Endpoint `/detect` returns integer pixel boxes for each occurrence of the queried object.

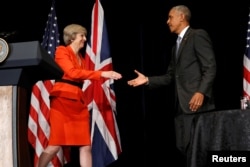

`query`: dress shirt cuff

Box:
[145,77,149,85]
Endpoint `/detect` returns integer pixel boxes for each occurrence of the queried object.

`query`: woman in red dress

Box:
[37,24,122,167]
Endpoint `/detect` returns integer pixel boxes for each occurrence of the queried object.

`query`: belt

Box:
[55,79,83,89]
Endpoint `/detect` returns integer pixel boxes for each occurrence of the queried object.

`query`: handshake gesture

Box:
[101,69,148,86]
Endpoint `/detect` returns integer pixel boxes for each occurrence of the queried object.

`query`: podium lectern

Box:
[0,41,63,167]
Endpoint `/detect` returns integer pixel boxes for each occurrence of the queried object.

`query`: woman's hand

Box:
[101,71,122,80]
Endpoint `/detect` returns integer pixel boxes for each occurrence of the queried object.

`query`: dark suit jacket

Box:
[147,27,216,114]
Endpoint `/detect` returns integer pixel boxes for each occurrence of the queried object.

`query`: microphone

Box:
[0,31,17,38]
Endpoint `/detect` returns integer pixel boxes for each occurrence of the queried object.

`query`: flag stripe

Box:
[27,1,67,166]
[243,10,250,97]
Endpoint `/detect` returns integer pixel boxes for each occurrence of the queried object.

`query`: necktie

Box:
[176,36,182,58]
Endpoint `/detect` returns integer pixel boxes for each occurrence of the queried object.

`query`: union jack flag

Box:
[82,0,122,166]
[243,9,250,97]
[27,1,69,166]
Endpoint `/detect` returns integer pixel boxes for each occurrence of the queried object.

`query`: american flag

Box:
[82,0,122,166]
[27,1,68,166]
[243,10,250,97]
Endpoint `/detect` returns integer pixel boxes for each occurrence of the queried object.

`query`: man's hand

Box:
[127,70,148,87]
[189,92,204,112]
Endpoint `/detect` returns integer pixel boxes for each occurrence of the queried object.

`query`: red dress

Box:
[48,46,102,145]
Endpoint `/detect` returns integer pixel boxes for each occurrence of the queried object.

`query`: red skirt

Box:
[48,96,91,146]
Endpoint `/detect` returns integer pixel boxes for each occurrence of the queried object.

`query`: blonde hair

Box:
[63,24,87,45]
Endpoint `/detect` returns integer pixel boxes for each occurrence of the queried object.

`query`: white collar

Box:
[178,26,189,39]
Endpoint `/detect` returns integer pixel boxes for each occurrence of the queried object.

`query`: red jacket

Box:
[50,45,102,102]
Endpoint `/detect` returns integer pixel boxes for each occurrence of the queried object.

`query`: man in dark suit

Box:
[128,5,216,167]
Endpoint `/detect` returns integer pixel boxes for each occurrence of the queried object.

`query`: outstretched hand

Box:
[127,69,148,87]
[101,71,122,80]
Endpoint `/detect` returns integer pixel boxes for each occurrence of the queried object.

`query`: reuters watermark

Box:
[207,151,250,167]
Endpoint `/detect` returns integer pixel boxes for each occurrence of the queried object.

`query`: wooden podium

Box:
[0,41,63,167]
